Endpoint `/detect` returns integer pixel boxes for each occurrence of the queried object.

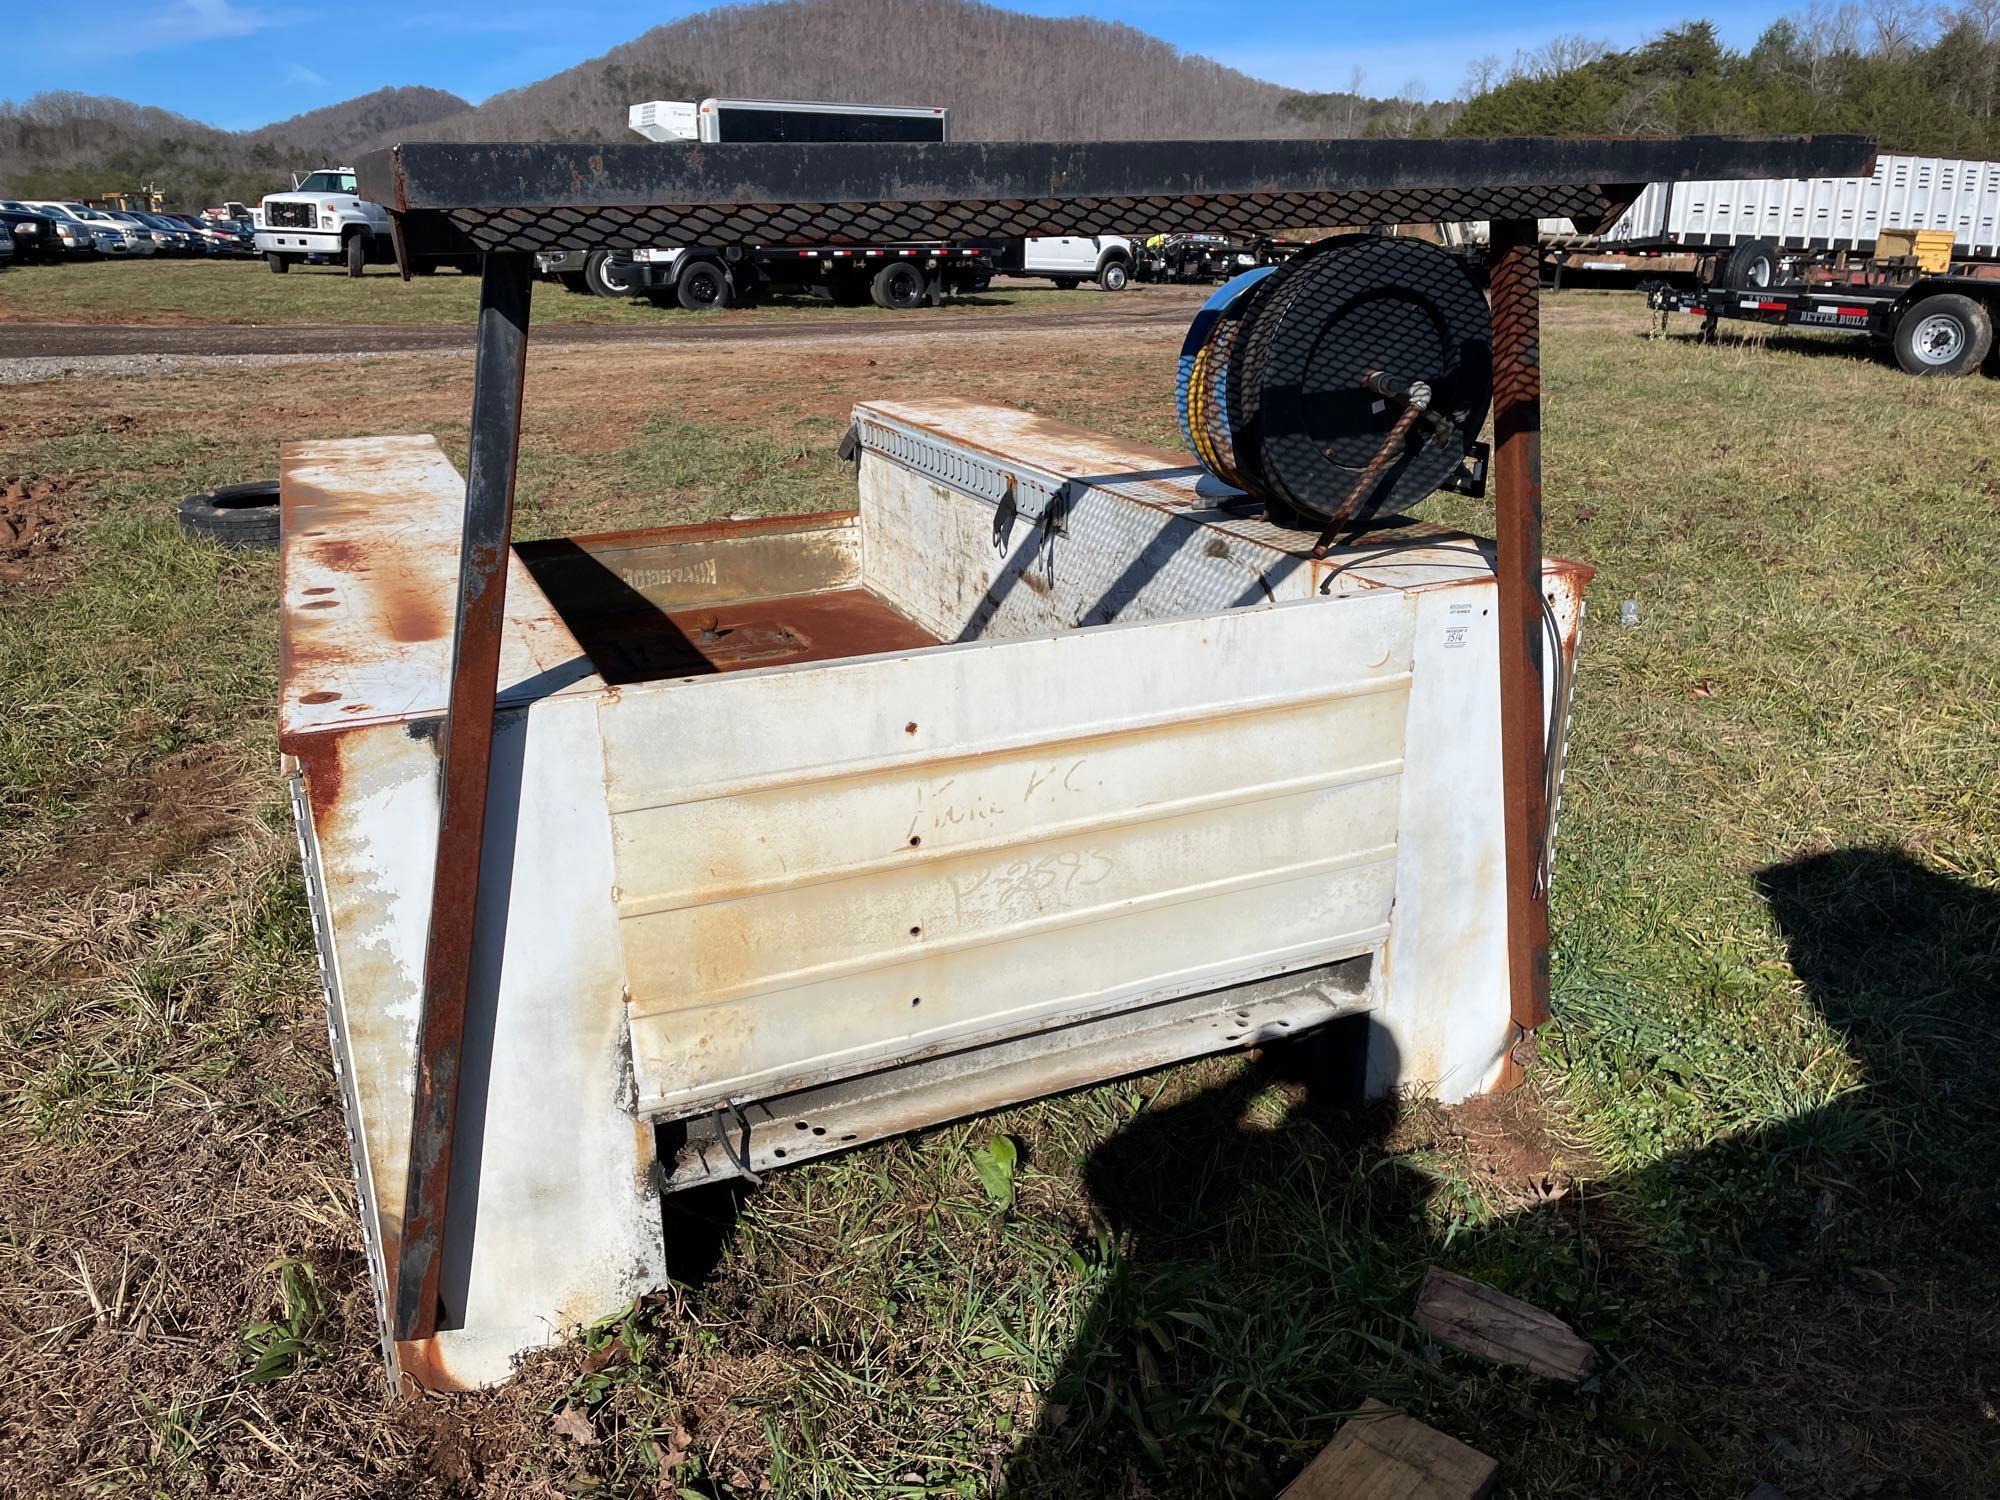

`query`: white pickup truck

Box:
[255,168,475,277]
[998,234,1134,290]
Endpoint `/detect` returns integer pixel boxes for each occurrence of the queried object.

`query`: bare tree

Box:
[1462,54,1501,98]
[1869,0,1927,53]
[1393,79,1428,134]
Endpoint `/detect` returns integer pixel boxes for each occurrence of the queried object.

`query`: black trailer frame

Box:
[1655,271,2000,374]
[346,131,1876,1357]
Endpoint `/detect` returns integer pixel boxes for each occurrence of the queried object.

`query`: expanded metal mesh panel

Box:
[441,185,1604,253]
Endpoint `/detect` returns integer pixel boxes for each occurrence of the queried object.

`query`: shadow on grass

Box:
[999,847,2000,1498]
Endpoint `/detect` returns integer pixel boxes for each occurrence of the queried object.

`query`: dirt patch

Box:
[2,746,254,905]
[0,474,75,584]
[1393,1079,1584,1212]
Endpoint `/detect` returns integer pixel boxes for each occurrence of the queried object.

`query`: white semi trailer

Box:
[538,99,992,309]
[1600,152,2000,258]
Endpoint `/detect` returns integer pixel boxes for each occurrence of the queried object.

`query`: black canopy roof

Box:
[356,134,1876,259]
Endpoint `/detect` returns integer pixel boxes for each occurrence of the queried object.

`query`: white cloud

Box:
[283,61,328,88]
[156,0,272,43]
[61,0,279,56]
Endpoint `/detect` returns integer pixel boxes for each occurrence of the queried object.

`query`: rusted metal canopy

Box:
[356,135,1876,257]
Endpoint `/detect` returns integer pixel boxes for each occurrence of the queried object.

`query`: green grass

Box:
[1,300,1996,1496]
[0,257,1128,327]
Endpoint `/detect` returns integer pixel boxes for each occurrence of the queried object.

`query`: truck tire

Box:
[1722,237,1780,290]
[177,481,280,550]
[584,250,641,298]
[871,261,925,310]
[1052,276,1081,290]
[265,252,289,274]
[675,259,732,310]
[344,232,367,278]
[1097,257,1129,292]
[1892,293,1993,376]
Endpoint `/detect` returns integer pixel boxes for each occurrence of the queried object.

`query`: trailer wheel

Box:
[1097,258,1129,291]
[871,261,926,310]
[675,259,732,310]
[584,250,641,298]
[265,252,289,274]
[1722,238,1780,290]
[344,232,368,278]
[1893,293,1993,376]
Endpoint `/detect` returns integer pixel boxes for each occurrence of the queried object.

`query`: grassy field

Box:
[0,257,1128,327]
[1,299,1996,1498]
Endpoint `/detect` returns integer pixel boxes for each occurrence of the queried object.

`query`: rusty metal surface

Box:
[555,587,939,685]
[1485,219,1550,1091]
[354,135,1876,255]
[278,438,602,748]
[397,253,532,1344]
[663,956,1373,1190]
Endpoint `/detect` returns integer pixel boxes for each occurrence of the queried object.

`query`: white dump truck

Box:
[255,168,475,277]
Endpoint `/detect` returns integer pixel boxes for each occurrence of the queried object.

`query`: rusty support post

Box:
[395,252,534,1341]
[1487,219,1548,1092]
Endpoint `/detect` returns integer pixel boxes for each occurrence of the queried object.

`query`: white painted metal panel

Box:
[296,699,665,1390]
[601,594,1417,1117]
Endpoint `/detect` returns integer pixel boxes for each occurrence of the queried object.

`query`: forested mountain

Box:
[0,0,1433,206]
[393,0,1439,142]
[6,0,1999,212]
[1451,8,2000,156]
[0,87,467,207]
[251,87,469,157]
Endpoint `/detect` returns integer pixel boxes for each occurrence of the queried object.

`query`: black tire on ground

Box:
[1097,258,1129,292]
[345,233,368,278]
[1722,237,1781,290]
[177,481,280,550]
[871,261,926,310]
[1051,276,1081,290]
[411,261,437,276]
[558,271,590,294]
[1892,293,1994,376]
[265,252,289,274]
[675,259,732,310]
[584,250,641,298]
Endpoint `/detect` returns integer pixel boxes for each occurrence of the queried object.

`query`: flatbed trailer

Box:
[1655,268,2000,375]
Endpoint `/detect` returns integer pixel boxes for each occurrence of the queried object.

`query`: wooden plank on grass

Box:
[1415,1266,1597,1382]
[1280,1399,1498,1499]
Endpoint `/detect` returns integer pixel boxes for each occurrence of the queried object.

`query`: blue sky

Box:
[4,0,1803,132]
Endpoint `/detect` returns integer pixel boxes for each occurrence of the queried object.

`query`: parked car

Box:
[0,221,13,271]
[0,205,62,263]
[172,213,253,255]
[29,202,155,255]
[7,200,104,257]
[137,211,206,255]
[98,209,165,255]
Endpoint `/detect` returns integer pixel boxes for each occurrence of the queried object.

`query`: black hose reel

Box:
[1177,236,1493,552]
